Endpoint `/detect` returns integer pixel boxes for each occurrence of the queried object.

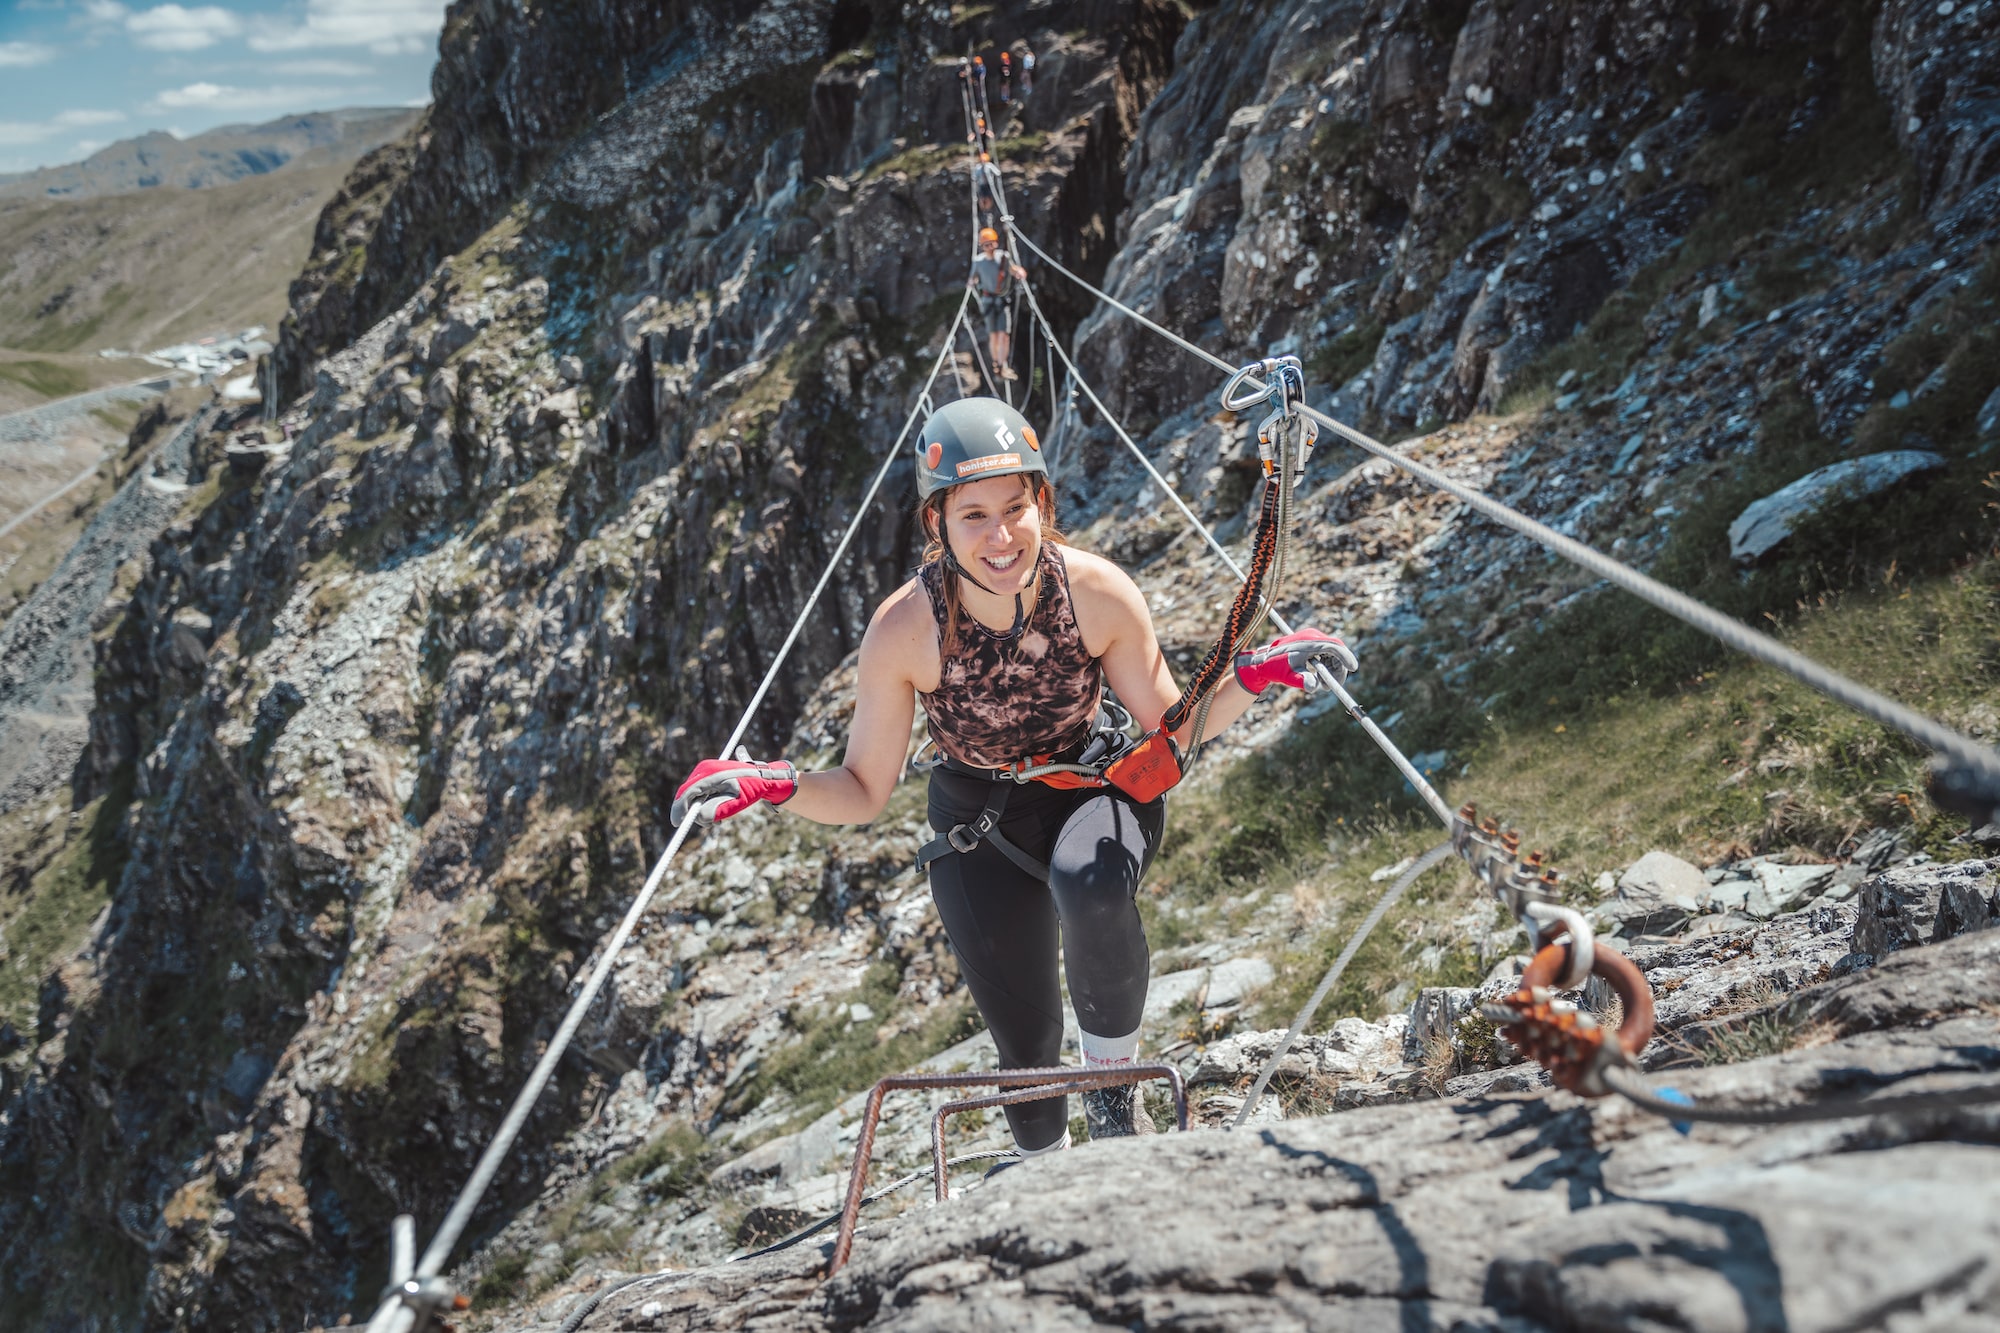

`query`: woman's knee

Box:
[1049,799,1150,910]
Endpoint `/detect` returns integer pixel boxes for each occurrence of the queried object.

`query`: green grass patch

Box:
[1159,550,2000,1034]
[722,961,981,1126]
[0,358,90,399]
[0,765,134,1035]
[1306,314,1385,389]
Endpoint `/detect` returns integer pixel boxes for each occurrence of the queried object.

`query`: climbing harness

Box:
[911,699,1143,876]
[916,780,1049,879]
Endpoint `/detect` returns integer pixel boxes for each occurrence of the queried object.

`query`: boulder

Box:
[1201,956,1273,1009]
[1603,850,1709,934]
[1728,451,1946,562]
[1853,857,1998,958]
[1745,861,1837,918]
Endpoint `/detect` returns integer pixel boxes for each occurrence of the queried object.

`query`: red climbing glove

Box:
[672,757,799,827]
[1235,629,1358,695]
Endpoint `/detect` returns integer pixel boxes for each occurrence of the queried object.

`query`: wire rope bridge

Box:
[360,139,2000,1333]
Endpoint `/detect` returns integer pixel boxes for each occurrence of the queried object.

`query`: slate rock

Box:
[1745,861,1836,918]
[1604,850,1709,934]
[1853,857,1997,958]
[584,977,2000,1332]
[1728,451,1946,561]
[1202,956,1273,1009]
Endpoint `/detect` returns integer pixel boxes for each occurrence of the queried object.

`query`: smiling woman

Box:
[672,397,1360,1157]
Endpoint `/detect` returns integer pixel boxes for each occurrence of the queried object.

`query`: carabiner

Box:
[1220,353,1305,413]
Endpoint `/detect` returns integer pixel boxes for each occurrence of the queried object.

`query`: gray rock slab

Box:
[1745,861,1836,918]
[1853,857,1997,958]
[1606,850,1709,934]
[1728,450,1946,561]
[1622,903,1860,1038]
[1201,956,1273,1009]
[577,990,2000,1332]
[1140,966,1207,1024]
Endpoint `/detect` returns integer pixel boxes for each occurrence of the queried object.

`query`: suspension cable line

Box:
[1008,226,2000,787]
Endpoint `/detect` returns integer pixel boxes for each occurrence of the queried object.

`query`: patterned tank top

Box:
[917,545,1103,769]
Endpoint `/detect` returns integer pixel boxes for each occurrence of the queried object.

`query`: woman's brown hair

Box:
[920,474,1065,652]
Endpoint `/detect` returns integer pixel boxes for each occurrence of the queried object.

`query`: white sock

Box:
[1079,1025,1141,1067]
[1015,1128,1071,1156]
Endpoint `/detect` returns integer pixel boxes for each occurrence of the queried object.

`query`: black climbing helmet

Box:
[914,397,1046,500]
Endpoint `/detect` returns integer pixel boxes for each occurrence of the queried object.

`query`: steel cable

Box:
[1009,265,1454,823]
[373,295,978,1322]
[1011,227,2000,786]
[1232,841,1454,1128]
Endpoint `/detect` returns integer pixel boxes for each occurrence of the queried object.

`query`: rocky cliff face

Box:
[2,0,1998,1329]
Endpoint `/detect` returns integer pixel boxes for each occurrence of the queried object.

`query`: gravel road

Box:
[0,402,210,814]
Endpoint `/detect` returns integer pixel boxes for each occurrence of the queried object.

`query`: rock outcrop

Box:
[2,0,1999,1328]
[554,927,2000,1332]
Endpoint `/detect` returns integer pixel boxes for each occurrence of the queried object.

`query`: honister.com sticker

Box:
[956,452,1023,477]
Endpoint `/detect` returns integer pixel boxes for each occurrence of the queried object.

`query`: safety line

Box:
[1008,263,1454,822]
[380,294,977,1315]
[1295,401,2000,782]
[1231,841,1454,1128]
[1012,227,2000,785]
[1012,230,1235,376]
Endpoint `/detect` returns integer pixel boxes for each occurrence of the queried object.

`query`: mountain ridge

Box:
[0,107,422,204]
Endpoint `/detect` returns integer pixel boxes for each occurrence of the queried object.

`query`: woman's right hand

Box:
[1234,629,1358,695]
[672,757,799,827]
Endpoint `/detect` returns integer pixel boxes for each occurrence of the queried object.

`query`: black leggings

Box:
[926,769,1165,1149]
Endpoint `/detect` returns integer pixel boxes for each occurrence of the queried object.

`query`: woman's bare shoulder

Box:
[866,576,941,691]
[870,576,934,635]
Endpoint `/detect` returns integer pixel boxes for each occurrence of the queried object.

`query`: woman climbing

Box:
[673,398,1356,1157]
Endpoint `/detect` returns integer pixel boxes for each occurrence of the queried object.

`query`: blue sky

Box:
[0,0,445,173]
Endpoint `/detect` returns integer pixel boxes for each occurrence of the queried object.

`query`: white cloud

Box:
[249,0,446,56]
[269,57,372,77]
[74,138,110,155]
[0,41,57,67]
[148,81,350,112]
[127,4,244,51]
[0,109,127,145]
[84,0,130,22]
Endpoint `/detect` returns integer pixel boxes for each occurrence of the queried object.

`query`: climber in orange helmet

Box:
[969,227,1026,380]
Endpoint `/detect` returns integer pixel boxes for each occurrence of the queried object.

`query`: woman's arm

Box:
[779,583,928,825]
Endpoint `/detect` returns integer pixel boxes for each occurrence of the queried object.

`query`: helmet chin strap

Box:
[944,546,1029,638]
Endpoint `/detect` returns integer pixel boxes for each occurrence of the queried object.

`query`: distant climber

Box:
[972,54,986,95]
[674,398,1357,1157]
[970,227,1026,379]
[1021,47,1034,95]
[1000,51,1012,104]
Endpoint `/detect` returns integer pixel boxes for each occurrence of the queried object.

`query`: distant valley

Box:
[0,107,420,411]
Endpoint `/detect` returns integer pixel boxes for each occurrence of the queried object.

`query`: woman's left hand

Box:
[1235,629,1358,695]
